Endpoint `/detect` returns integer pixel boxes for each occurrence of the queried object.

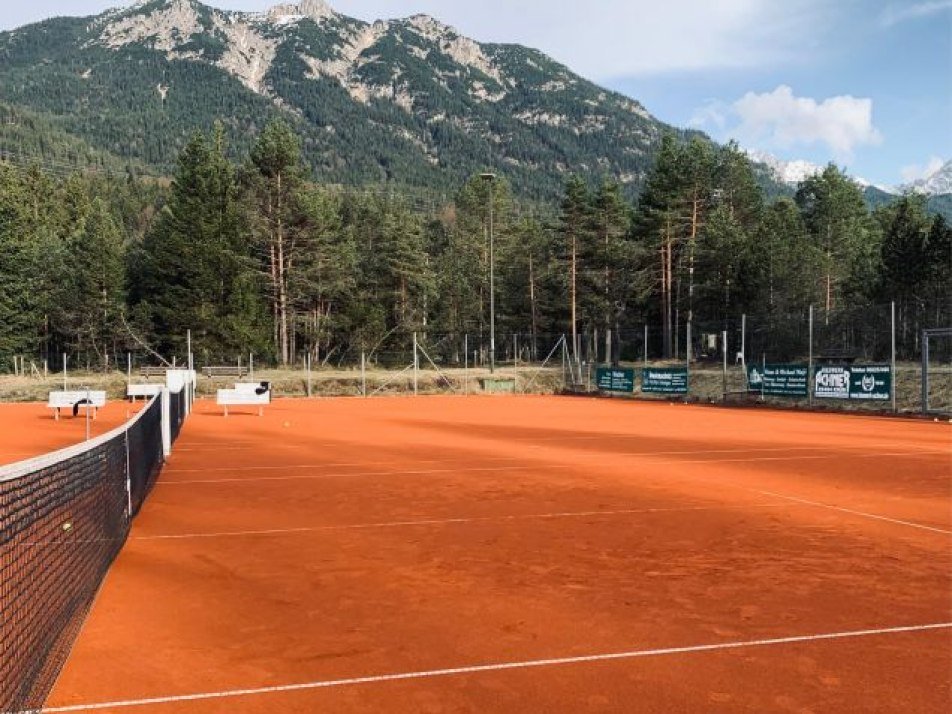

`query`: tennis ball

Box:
[62,522,72,532]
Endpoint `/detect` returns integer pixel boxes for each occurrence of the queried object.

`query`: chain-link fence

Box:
[2,302,949,415]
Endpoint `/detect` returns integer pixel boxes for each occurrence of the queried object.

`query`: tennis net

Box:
[0,390,184,712]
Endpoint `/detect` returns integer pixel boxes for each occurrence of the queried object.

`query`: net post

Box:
[160,387,171,458]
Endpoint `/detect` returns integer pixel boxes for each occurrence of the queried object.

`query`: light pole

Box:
[481,172,496,374]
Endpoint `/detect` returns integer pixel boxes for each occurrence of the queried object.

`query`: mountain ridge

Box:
[0,0,688,201]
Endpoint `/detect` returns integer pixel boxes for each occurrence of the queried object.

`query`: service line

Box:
[31,623,952,713]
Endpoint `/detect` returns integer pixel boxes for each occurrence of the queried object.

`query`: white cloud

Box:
[721,85,883,160]
[900,155,945,183]
[879,1,952,27]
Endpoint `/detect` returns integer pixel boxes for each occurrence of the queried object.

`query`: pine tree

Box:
[248,119,306,365]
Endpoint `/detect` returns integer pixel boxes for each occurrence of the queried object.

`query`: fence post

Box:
[921,329,928,415]
[808,305,814,406]
[306,353,312,398]
[250,352,254,382]
[741,313,746,365]
[891,301,897,413]
[643,324,648,367]
[464,334,468,395]
[361,351,367,397]
[722,330,728,400]
[685,320,692,397]
[513,333,519,393]
[413,332,419,396]
[63,353,67,391]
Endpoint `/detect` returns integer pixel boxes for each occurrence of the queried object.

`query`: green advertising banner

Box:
[747,364,809,397]
[641,367,688,394]
[814,364,891,401]
[596,367,635,393]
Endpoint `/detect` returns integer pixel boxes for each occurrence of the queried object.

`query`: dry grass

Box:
[1,362,947,416]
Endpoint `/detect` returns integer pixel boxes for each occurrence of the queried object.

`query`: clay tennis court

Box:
[0,402,142,466]
[17,396,952,712]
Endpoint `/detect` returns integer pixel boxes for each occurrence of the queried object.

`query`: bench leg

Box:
[224,405,228,418]
[54,408,59,421]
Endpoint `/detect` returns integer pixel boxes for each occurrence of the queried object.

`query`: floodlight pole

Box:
[481,172,496,374]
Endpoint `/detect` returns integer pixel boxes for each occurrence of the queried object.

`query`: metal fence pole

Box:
[361,351,367,397]
[306,353,312,398]
[413,332,419,396]
[722,330,728,399]
[464,334,468,395]
[643,324,648,367]
[808,305,814,406]
[514,333,519,393]
[741,313,746,365]
[63,353,67,391]
[921,329,929,415]
[891,301,897,413]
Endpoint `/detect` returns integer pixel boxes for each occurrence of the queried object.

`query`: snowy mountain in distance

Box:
[745,149,898,194]
[901,159,952,196]
[745,150,824,186]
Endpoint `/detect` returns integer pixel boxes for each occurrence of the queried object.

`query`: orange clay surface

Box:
[0,401,144,466]
[26,396,952,712]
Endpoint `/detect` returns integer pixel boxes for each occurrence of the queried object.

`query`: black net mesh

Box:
[0,393,175,712]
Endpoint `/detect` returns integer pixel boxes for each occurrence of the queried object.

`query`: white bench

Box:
[217,383,270,417]
[47,390,107,420]
[127,383,163,401]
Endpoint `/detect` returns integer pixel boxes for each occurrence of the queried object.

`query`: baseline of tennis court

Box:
[37,396,952,712]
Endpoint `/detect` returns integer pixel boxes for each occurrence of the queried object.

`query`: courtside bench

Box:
[217,382,270,417]
[47,391,106,420]
[139,366,168,378]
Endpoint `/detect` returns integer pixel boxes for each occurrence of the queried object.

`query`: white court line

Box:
[133,503,787,541]
[752,489,952,535]
[162,455,533,473]
[29,623,952,713]
[160,464,577,485]
[159,449,947,485]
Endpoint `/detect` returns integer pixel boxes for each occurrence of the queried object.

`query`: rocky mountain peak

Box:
[267,0,335,23]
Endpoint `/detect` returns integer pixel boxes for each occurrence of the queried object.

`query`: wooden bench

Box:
[47,390,106,420]
[815,350,858,365]
[139,366,168,378]
[203,366,249,379]
[217,382,270,416]
[127,383,163,401]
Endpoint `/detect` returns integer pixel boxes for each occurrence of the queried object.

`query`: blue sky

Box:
[2,0,949,187]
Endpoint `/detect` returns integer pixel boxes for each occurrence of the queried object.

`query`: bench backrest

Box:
[217,388,269,405]
[48,391,107,408]
[127,384,163,397]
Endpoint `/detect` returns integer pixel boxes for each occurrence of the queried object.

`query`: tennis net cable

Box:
[0,386,189,712]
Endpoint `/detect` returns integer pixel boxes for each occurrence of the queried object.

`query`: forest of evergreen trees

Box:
[0,121,948,371]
